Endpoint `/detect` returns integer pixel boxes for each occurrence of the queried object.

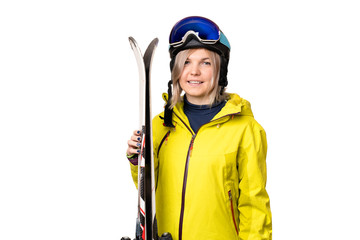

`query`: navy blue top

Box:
[183,95,226,133]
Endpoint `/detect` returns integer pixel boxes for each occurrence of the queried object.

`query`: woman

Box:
[126,16,272,240]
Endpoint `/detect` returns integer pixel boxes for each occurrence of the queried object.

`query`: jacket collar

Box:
[162,93,254,130]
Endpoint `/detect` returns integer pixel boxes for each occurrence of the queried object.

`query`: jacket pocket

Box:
[228,190,239,235]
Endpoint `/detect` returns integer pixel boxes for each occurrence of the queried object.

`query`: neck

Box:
[184,94,211,106]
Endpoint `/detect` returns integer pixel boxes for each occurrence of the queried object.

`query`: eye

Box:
[202,61,211,66]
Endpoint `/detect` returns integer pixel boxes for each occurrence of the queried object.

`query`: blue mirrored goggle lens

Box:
[169,16,220,44]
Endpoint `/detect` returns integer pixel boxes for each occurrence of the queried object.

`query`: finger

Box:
[133,130,142,136]
[128,139,141,149]
[131,134,142,142]
[127,147,140,156]
[127,141,141,155]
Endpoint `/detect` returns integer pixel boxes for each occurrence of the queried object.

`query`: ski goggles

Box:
[169,16,230,49]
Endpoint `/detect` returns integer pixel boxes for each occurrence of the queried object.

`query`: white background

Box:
[1,0,359,239]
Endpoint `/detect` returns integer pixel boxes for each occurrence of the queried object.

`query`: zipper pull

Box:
[165,131,170,145]
[189,135,195,157]
[228,190,239,234]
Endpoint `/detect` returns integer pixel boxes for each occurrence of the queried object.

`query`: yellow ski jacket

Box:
[129,93,272,240]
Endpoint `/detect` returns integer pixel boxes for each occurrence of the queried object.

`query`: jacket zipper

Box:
[228,190,239,235]
[178,134,195,240]
[173,112,240,240]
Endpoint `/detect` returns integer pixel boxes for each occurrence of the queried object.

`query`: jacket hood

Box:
[162,93,254,118]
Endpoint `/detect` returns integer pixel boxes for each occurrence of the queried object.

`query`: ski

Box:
[122,37,172,240]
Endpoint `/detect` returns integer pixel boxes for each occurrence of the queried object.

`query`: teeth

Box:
[188,81,202,84]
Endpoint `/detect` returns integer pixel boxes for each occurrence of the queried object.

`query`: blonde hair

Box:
[170,48,228,108]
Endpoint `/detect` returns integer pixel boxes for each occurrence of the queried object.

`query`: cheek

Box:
[178,75,185,87]
[204,70,214,83]
[178,80,185,90]
[178,70,188,86]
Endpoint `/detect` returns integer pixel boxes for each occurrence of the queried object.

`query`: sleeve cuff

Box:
[126,153,139,166]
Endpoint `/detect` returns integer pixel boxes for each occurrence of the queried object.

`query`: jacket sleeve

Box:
[237,121,272,239]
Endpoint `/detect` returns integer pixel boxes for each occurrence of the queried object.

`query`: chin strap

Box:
[164,80,175,127]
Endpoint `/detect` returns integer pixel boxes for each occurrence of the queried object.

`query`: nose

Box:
[190,64,200,76]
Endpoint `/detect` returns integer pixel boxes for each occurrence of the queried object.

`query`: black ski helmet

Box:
[164,16,231,127]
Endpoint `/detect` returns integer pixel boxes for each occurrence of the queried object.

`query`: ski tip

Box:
[151,37,159,46]
[128,36,139,51]
[129,37,158,47]
[128,36,136,44]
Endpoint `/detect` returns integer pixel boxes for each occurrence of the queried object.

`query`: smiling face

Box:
[178,48,215,105]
